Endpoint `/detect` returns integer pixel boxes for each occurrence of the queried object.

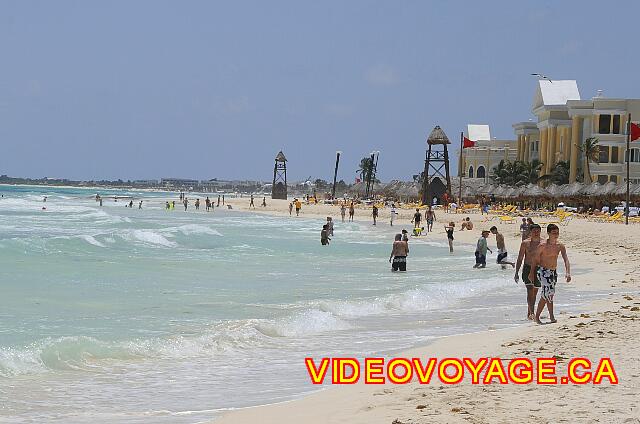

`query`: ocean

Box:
[0,185,591,423]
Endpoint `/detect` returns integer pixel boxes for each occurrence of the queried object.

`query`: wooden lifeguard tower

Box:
[421,126,452,206]
[272,151,288,200]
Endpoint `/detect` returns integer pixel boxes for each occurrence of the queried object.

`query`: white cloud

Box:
[365,64,399,86]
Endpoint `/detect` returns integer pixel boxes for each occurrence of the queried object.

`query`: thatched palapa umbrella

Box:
[559,182,585,198]
[545,184,563,198]
[522,183,548,198]
[582,182,602,198]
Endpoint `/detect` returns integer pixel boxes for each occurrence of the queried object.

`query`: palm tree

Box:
[579,137,600,183]
[518,159,545,185]
[491,159,545,186]
[538,160,570,185]
[356,157,373,182]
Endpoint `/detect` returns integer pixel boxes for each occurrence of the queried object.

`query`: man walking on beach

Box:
[490,226,515,269]
[340,204,346,222]
[514,223,542,320]
[390,203,397,226]
[348,202,355,222]
[473,230,492,268]
[250,195,255,209]
[412,208,422,229]
[425,207,436,232]
[528,224,571,324]
[372,205,378,226]
[295,198,302,216]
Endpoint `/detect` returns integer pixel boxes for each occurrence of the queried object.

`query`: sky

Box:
[1,0,639,183]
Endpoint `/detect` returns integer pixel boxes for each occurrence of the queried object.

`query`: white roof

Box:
[533,80,580,109]
[467,124,491,141]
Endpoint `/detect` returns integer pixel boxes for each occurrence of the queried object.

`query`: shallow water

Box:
[0,185,597,423]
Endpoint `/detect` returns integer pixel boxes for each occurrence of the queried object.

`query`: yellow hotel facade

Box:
[513,80,640,184]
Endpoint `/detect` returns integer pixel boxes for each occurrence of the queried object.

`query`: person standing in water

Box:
[528,224,571,324]
[195,198,200,211]
[372,205,378,226]
[138,200,143,209]
[474,230,492,268]
[326,217,334,236]
[321,224,331,245]
[389,234,409,272]
[411,208,422,229]
[217,195,221,207]
[444,222,455,253]
[340,204,346,222]
[348,202,355,222]
[490,226,515,269]
[288,202,293,216]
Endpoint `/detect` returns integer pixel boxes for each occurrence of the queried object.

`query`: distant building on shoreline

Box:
[459,124,517,182]
[513,80,640,184]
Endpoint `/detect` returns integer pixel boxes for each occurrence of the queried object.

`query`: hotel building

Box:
[459,124,517,182]
[513,80,640,184]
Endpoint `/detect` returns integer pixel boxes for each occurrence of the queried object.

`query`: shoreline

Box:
[213,198,640,424]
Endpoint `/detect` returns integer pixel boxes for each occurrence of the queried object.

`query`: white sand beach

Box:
[214,198,640,424]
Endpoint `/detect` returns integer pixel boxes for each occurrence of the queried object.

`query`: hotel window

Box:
[597,175,608,184]
[477,166,486,179]
[609,175,618,184]
[598,146,609,163]
[468,166,474,178]
[610,146,619,163]
[625,148,640,163]
[599,115,611,134]
[612,115,621,134]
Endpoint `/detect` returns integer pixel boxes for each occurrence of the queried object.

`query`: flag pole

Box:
[458,131,463,203]
[626,113,631,225]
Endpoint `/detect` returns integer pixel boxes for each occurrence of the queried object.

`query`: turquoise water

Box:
[0,185,590,423]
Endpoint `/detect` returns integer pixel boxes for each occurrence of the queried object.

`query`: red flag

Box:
[463,137,476,148]
[631,122,640,142]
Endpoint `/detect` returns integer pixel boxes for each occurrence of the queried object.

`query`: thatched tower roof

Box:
[275,151,287,162]
[427,125,451,145]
